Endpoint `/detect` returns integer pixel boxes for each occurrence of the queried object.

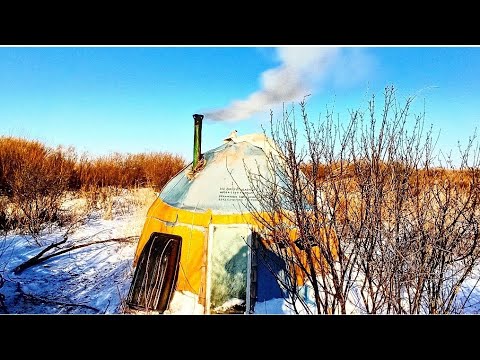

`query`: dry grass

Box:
[301,162,480,248]
[0,136,185,237]
[0,137,76,238]
[303,162,477,192]
[75,152,185,191]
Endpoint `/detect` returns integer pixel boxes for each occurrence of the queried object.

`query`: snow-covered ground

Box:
[1,188,479,314]
[0,188,268,315]
[0,189,153,314]
[0,188,294,315]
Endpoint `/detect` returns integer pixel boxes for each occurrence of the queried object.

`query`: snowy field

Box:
[0,189,152,314]
[1,188,479,315]
[0,188,297,315]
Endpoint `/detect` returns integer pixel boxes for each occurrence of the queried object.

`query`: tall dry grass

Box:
[0,137,77,238]
[0,136,186,238]
[76,152,185,191]
[302,162,478,199]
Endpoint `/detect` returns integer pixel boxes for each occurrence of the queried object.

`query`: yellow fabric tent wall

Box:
[133,197,261,308]
[129,132,338,313]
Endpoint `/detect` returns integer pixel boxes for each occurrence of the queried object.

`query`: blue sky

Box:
[0,46,478,165]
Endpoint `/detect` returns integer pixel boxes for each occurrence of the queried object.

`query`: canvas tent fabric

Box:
[160,133,279,214]
[128,131,340,313]
[131,133,285,313]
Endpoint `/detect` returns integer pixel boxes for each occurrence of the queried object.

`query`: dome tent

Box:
[125,115,321,314]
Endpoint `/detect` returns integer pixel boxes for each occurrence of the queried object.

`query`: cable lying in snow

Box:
[13,236,139,275]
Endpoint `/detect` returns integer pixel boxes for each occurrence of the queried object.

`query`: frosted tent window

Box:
[206,226,288,314]
[207,225,252,314]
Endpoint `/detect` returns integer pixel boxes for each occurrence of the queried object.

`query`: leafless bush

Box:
[0,224,10,313]
[0,138,77,241]
[0,196,14,234]
[244,86,480,314]
[76,152,185,191]
[1,136,184,239]
[11,149,76,241]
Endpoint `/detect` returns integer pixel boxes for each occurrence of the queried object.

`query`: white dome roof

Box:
[160,133,279,214]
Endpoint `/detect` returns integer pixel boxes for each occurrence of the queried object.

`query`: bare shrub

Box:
[0,138,77,240]
[76,152,185,191]
[0,196,12,234]
[244,86,480,314]
[1,136,184,238]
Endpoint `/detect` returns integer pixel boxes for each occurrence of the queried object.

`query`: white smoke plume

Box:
[204,47,342,121]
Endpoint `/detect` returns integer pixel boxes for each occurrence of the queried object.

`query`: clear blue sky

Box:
[0,46,479,165]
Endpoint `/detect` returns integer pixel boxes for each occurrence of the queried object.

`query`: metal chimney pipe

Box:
[193,114,203,168]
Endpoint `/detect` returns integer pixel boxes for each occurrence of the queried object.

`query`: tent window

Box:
[208,225,251,314]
